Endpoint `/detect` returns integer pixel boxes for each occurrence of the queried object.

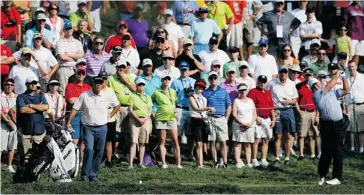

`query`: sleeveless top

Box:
[336,35,350,54]
[232,98,255,128]
[46,16,63,44]
[189,93,207,118]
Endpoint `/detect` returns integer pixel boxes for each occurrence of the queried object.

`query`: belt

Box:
[355,102,364,105]
[212,115,224,118]
[176,105,189,110]
[301,108,315,112]
[320,118,343,124]
[177,22,191,26]
[120,104,129,107]
[259,116,270,119]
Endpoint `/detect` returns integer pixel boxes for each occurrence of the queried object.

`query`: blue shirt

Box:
[172,0,198,25]
[313,88,343,121]
[171,77,196,107]
[135,73,162,112]
[190,18,221,44]
[91,1,102,11]
[203,86,232,116]
[25,27,54,48]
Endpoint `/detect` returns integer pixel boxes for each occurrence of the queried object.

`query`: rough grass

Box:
[1,152,364,194]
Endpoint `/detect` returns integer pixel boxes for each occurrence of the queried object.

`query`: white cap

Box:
[289,64,302,73]
[276,0,285,3]
[238,84,248,91]
[77,0,87,5]
[116,59,127,67]
[239,61,249,68]
[135,78,146,85]
[164,9,173,16]
[208,71,218,77]
[183,38,193,45]
[311,38,321,46]
[142,58,153,66]
[36,13,47,20]
[36,7,45,13]
[26,76,39,84]
[48,80,60,85]
[308,78,319,89]
[212,60,221,66]
[76,58,86,65]
[227,66,236,73]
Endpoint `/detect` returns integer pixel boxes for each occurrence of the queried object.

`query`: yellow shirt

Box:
[128,93,153,117]
[196,0,206,7]
[207,2,234,30]
[152,89,177,121]
[106,73,135,105]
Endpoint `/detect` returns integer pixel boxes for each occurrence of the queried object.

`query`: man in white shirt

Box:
[248,38,278,82]
[154,52,181,84]
[163,9,184,55]
[8,48,39,94]
[120,33,140,74]
[66,76,119,182]
[236,61,256,90]
[199,36,230,76]
[268,66,298,168]
[345,60,364,153]
[290,0,308,58]
[299,8,322,55]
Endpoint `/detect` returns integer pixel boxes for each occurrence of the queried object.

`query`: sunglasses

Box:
[162,77,171,81]
[5,84,14,86]
[311,44,320,48]
[292,71,301,74]
[283,49,291,52]
[49,7,58,11]
[34,37,42,41]
[209,41,218,45]
[119,25,127,29]
[163,57,174,61]
[116,65,126,69]
[318,75,327,79]
[156,39,165,44]
[318,53,326,56]
[340,29,347,32]
[213,65,221,68]
[137,83,146,86]
[94,42,104,45]
[279,70,288,74]
[23,54,32,58]
[65,27,73,31]
[259,44,267,48]
[77,63,86,66]
[94,80,104,85]
[77,71,85,75]
[123,36,131,41]
[38,19,46,23]
[209,76,218,80]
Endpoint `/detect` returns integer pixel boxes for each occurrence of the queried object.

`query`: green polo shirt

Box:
[152,88,177,121]
[309,62,329,75]
[107,73,135,105]
[223,61,241,78]
[128,93,153,117]
[69,11,93,35]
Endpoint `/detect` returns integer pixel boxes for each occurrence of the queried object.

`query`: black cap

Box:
[228,46,239,53]
[209,36,218,45]
[306,7,315,13]
[198,6,209,13]
[300,61,308,68]
[338,52,347,59]
[93,77,103,83]
[328,62,339,70]
[98,71,109,80]
[303,68,314,75]
[112,46,122,53]
[257,75,268,83]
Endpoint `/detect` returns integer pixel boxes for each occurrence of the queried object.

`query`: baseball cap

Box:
[238,84,248,91]
[77,67,86,72]
[77,0,87,5]
[134,3,144,11]
[93,76,103,83]
[257,75,268,83]
[208,71,218,77]
[209,36,218,45]
[135,78,146,85]
[308,78,319,89]
[22,47,32,55]
[4,78,14,83]
[76,58,86,65]
[311,39,321,46]
[198,6,209,13]
[98,71,108,80]
[26,76,39,84]
[279,66,289,72]
[36,13,47,20]
[33,33,42,40]
[183,38,193,45]
[161,75,171,80]
[239,61,249,69]
[111,46,122,54]
[116,59,127,67]
[306,7,315,13]
[227,66,236,73]
[276,0,285,3]
[164,9,173,16]
[142,58,153,66]
[36,7,45,13]
[48,80,60,85]
[259,38,269,46]
[300,61,309,69]
[118,20,128,27]
[303,68,314,76]
[195,80,206,88]
[64,22,73,29]
[328,62,339,70]
[289,64,302,73]
[162,52,174,58]
[179,61,189,70]
[212,60,221,66]
[317,70,329,77]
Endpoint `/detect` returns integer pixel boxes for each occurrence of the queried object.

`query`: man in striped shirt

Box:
[84,37,110,77]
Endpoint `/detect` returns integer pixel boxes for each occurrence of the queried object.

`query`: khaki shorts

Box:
[243,20,254,44]
[21,132,46,156]
[299,110,319,137]
[156,120,177,130]
[116,106,130,133]
[130,117,152,144]
[255,117,273,139]
[208,117,229,142]
[347,104,364,132]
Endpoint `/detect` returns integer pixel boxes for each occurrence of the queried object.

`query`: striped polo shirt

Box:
[56,37,84,67]
[202,86,232,116]
[84,51,111,77]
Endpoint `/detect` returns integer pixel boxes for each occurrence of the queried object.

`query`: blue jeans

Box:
[71,112,83,140]
[82,125,107,179]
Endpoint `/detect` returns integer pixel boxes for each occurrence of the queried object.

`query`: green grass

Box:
[2,152,364,194]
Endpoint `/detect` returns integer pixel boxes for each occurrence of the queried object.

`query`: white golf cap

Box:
[208,71,218,77]
[289,64,302,73]
[308,78,319,89]
[36,13,47,20]
[212,60,222,66]
[164,9,173,16]
[227,66,236,73]
[311,38,321,46]
[26,76,39,84]
[116,59,127,67]
[183,38,193,45]
[239,60,249,68]
[77,0,87,5]
[48,80,60,85]
[135,78,146,85]
[142,58,153,66]
[238,84,248,91]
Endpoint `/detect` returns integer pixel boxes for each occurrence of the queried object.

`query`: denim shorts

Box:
[273,108,296,135]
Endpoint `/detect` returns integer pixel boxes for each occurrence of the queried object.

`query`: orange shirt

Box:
[118,1,136,13]
[335,1,350,8]
[224,0,247,24]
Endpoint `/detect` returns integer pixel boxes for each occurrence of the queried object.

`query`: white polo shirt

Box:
[346,73,364,104]
[8,64,39,94]
[154,65,181,85]
[199,49,230,76]
[299,20,323,50]
[73,89,119,126]
[248,53,278,82]
[163,22,184,52]
[236,76,256,91]
[268,78,298,108]
[120,46,140,74]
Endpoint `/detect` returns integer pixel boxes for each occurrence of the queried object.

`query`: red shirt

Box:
[296,82,316,110]
[104,34,136,53]
[0,44,13,75]
[65,82,91,101]
[224,0,247,24]
[247,88,274,117]
[0,8,21,41]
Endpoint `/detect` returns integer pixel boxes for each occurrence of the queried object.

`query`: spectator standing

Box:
[171,0,198,38]
[150,29,177,58]
[44,80,65,124]
[24,13,53,49]
[104,21,137,53]
[16,77,49,164]
[24,7,51,33]
[152,75,182,169]
[189,6,222,55]
[248,38,278,82]
[336,27,352,59]
[135,59,162,98]
[57,0,78,22]
[126,3,149,51]
[46,3,64,45]
[0,1,21,51]
[256,0,301,57]
[269,66,298,167]
[247,75,275,168]
[310,69,350,186]
[68,58,92,86]
[175,39,204,79]
[290,0,308,58]
[277,44,300,68]
[203,71,232,168]
[201,60,224,87]
[99,46,122,76]
[309,48,329,75]
[120,33,140,74]
[56,22,84,95]
[199,36,230,76]
[301,39,330,65]
[86,0,104,34]
[171,62,196,161]
[139,39,165,71]
[84,37,110,77]
[289,64,303,84]
[0,44,13,87]
[154,52,181,84]
[299,8,322,55]
[236,61,256,90]
[128,78,153,168]
[67,76,119,182]
[117,1,136,21]
[162,9,184,55]
[232,83,257,168]
[0,78,18,173]
[73,20,93,54]
[69,0,93,35]
[8,48,38,94]
[223,47,242,78]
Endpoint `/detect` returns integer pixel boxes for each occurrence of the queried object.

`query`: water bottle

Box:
[181,135,187,144]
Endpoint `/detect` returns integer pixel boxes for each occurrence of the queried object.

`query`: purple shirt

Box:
[343,5,364,40]
[126,18,149,47]
[220,80,238,103]
[84,51,111,77]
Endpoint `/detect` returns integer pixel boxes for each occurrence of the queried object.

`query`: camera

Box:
[184,87,194,97]
[5,19,17,27]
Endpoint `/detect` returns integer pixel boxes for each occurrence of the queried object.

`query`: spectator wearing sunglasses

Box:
[162,9,185,56]
[0,44,14,89]
[299,8,322,56]
[84,37,110,77]
[99,46,122,76]
[309,48,329,75]
[154,52,181,85]
[199,36,230,77]
[126,3,149,51]
[120,33,140,75]
[248,38,278,83]
[104,21,136,53]
[24,7,51,33]
[175,38,204,79]
[277,44,300,69]
[150,28,177,58]
[68,58,93,86]
[268,66,298,168]
[0,78,18,173]
[69,0,93,35]
[301,39,330,65]
[201,60,224,88]
[316,70,329,87]
[73,19,93,54]
[24,13,54,49]
[336,27,352,59]
[46,3,64,45]
[289,64,303,84]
